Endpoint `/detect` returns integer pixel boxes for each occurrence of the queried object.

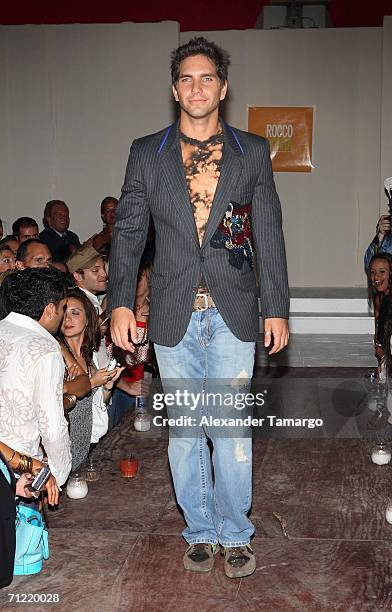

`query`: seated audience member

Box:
[40,200,80,263]
[15,238,52,270]
[368,253,392,373]
[0,245,15,273]
[0,219,3,240]
[0,268,72,487]
[87,196,118,256]
[12,217,39,244]
[67,245,107,314]
[58,288,123,471]
[0,235,19,257]
[0,449,40,589]
[365,214,392,269]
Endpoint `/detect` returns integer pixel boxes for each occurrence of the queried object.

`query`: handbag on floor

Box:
[14,505,49,575]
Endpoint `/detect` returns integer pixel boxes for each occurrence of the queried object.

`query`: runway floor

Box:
[2,367,391,612]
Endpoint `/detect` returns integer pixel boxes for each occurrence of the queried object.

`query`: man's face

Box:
[101,200,117,227]
[74,257,108,294]
[172,54,227,121]
[48,203,70,233]
[18,242,52,269]
[18,224,39,243]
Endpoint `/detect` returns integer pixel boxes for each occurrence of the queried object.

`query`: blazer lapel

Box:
[201,122,243,249]
[160,122,199,248]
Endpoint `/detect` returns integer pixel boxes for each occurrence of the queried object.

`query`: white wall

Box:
[0,22,178,240]
[0,22,388,287]
[182,28,383,287]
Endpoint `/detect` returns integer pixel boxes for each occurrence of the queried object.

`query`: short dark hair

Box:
[100,196,118,215]
[12,217,39,238]
[0,235,17,246]
[170,37,230,85]
[0,244,14,256]
[58,287,100,364]
[16,238,50,263]
[0,267,69,321]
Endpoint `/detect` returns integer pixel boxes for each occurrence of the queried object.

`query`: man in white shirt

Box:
[0,268,72,486]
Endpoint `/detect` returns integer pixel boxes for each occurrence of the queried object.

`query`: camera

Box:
[27,464,51,493]
[107,358,119,371]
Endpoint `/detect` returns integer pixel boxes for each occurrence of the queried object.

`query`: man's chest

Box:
[180,138,223,243]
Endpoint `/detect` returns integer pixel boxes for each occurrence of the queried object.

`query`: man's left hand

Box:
[264,318,289,355]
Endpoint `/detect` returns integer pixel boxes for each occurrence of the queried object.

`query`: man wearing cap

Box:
[67,245,108,314]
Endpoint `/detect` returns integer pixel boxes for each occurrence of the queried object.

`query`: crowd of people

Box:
[0,197,154,588]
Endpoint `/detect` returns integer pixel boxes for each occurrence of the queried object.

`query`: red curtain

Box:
[0,0,391,29]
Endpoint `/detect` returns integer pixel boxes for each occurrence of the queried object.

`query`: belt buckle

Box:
[196,293,209,311]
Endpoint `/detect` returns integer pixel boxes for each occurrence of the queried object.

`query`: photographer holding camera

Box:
[364,214,392,270]
[365,179,392,270]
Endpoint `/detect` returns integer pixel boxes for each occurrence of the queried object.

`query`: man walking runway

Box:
[109,37,289,578]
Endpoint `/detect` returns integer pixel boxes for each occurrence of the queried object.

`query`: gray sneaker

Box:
[183,543,219,573]
[222,544,256,578]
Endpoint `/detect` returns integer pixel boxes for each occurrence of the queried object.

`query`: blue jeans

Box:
[154,308,255,547]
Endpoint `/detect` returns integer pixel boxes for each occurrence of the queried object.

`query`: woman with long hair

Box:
[58,288,123,472]
[368,253,392,374]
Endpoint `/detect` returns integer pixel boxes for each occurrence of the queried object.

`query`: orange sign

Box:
[248,106,314,172]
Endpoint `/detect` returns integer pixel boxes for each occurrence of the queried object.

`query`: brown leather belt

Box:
[193,292,216,311]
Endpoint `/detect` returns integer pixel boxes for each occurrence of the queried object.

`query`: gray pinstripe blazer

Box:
[108,120,289,347]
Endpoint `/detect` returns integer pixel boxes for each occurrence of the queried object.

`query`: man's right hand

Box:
[377,215,391,241]
[111,307,138,352]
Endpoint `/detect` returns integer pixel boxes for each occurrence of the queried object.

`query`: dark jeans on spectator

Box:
[108,388,136,429]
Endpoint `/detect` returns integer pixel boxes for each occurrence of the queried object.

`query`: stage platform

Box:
[257,287,375,368]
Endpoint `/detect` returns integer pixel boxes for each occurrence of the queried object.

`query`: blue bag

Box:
[14,505,49,575]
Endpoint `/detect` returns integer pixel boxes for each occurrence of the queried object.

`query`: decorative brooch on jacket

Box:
[210,202,254,270]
